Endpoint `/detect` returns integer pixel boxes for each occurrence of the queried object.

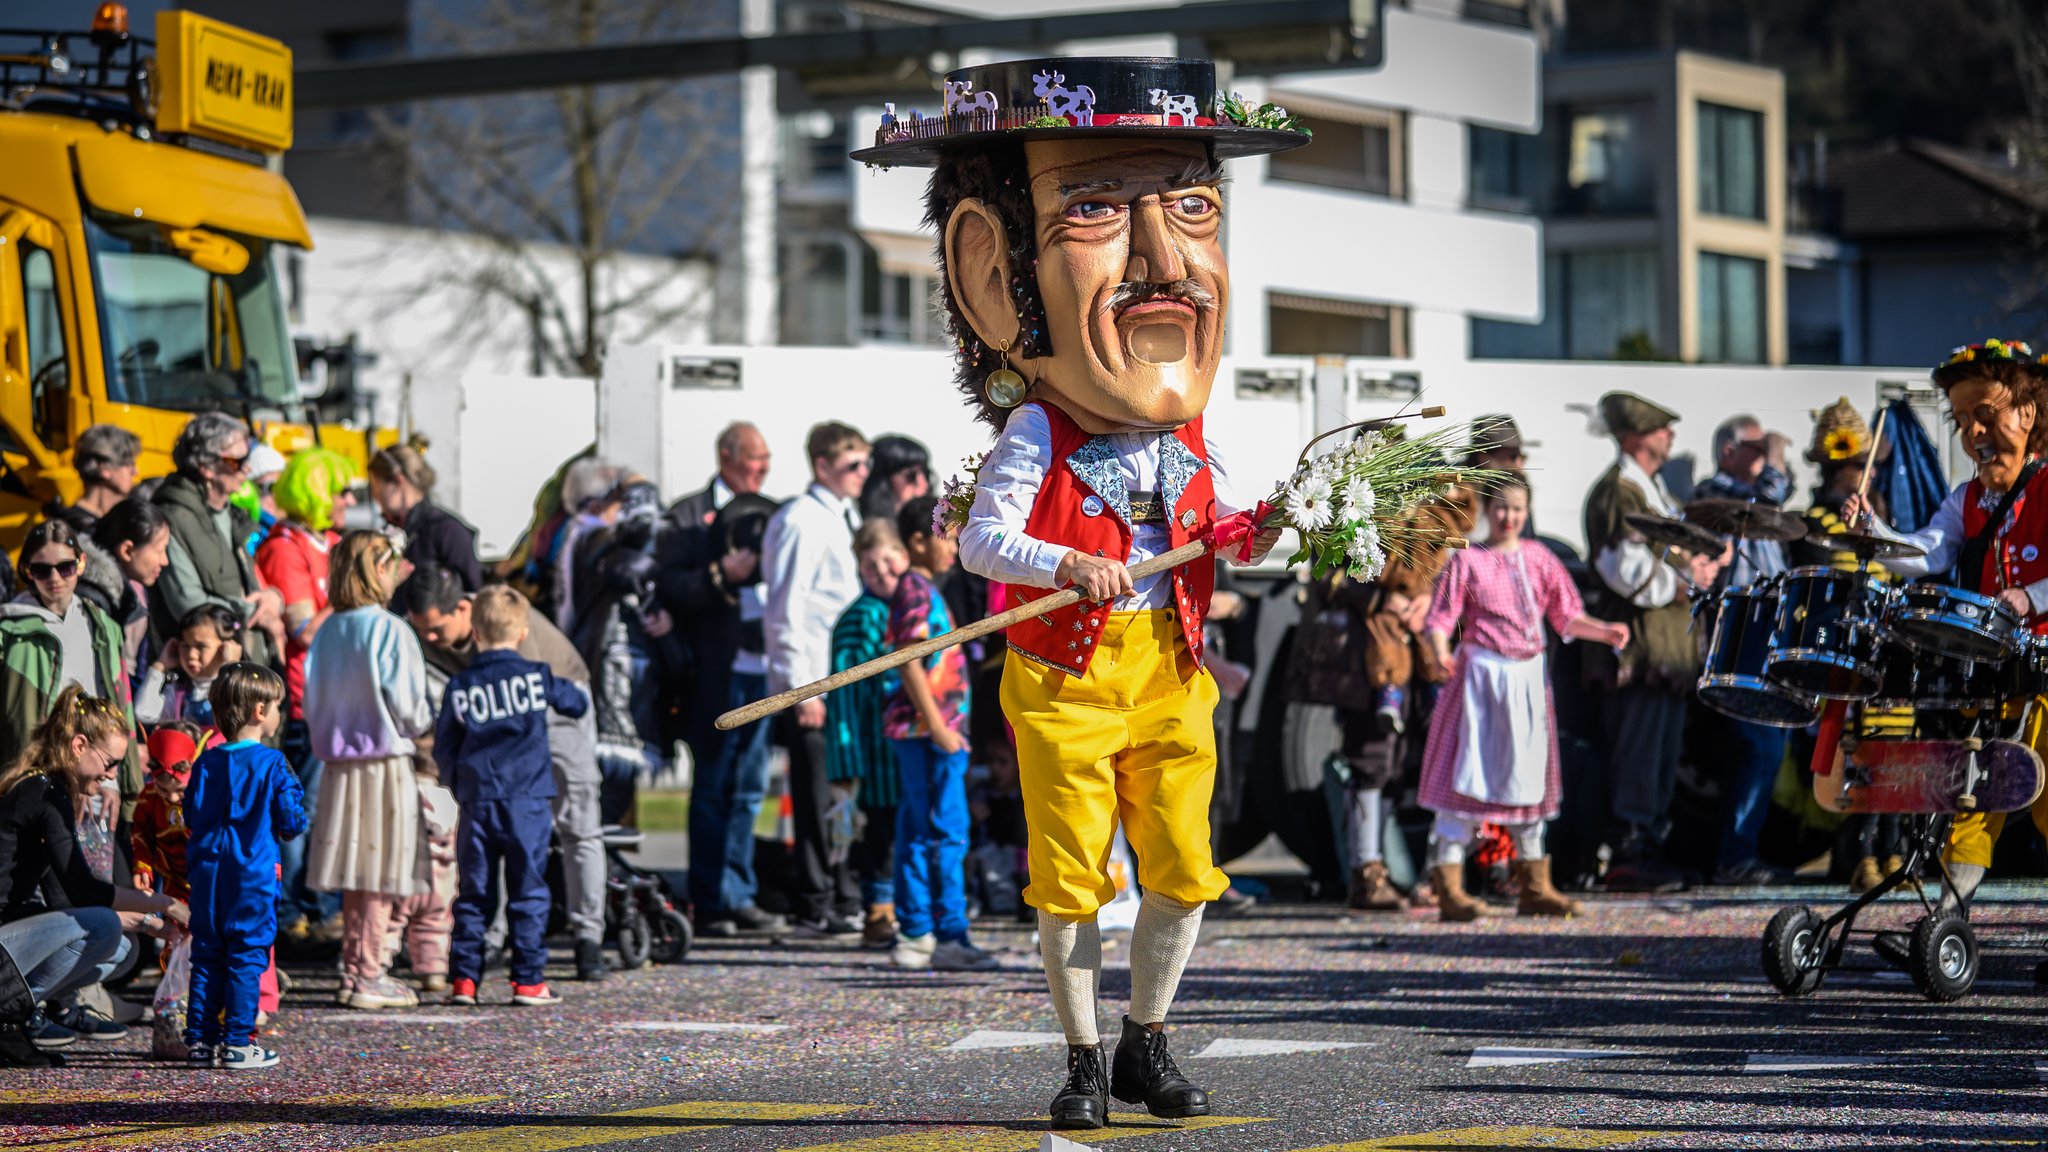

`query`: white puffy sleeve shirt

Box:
[957,404,1244,610]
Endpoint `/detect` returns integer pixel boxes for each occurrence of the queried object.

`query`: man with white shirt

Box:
[853,56,1287,1128]
[761,421,870,939]
[1583,391,1725,892]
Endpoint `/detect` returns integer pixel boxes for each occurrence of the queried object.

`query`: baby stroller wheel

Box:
[615,904,653,971]
[649,908,693,965]
[1761,906,1825,996]
[1908,912,1977,1002]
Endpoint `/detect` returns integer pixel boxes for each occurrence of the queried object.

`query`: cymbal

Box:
[1822,529,1926,561]
[1684,498,1808,543]
[1623,512,1723,556]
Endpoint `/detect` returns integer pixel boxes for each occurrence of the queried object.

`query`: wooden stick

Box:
[1857,405,1890,504]
[715,538,1216,731]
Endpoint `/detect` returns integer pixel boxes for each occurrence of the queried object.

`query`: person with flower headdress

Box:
[1842,338,2048,952]
[855,57,1288,1127]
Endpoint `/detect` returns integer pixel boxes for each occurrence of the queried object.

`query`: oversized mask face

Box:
[1947,377,2039,492]
[946,138,1227,434]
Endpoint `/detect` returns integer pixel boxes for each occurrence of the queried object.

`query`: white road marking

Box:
[320,1014,486,1025]
[613,1022,790,1033]
[1744,1053,1889,1073]
[1466,1047,1643,1068]
[1040,1133,1100,1151]
[2036,1060,2048,1083]
[1189,1038,1373,1058]
[947,1030,1069,1051]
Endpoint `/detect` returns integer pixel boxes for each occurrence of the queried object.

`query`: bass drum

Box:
[1766,567,1886,700]
[1866,643,2004,712]
[1697,585,1821,728]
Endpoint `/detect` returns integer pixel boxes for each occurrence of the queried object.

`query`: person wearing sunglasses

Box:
[1,520,143,809]
[149,413,286,673]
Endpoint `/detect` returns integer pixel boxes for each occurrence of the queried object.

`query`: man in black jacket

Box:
[660,423,784,937]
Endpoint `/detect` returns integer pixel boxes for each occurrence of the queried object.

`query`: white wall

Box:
[294,217,714,429]
[408,374,598,560]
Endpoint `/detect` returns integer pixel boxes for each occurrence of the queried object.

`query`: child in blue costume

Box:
[183,662,307,1070]
[437,586,589,1008]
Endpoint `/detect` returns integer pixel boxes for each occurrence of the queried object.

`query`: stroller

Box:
[547,826,693,969]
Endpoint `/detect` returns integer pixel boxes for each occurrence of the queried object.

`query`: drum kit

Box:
[1625,499,2043,732]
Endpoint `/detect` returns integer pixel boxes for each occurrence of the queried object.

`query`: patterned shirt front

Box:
[883,569,971,741]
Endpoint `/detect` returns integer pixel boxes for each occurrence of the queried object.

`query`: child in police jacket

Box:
[434,587,589,1007]
[183,663,307,1070]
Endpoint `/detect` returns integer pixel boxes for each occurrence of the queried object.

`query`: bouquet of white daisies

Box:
[1273,421,1500,582]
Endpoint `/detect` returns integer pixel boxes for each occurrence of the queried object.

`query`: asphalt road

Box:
[7,883,2048,1151]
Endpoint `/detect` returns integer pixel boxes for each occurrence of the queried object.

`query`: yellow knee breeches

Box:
[1002,609,1229,920]
[1947,699,2048,869]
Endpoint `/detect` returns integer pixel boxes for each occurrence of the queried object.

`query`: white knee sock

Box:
[1509,821,1545,860]
[1128,891,1204,1027]
[1431,812,1477,868]
[1348,787,1384,866]
[1037,910,1101,1046]
[1938,862,1986,915]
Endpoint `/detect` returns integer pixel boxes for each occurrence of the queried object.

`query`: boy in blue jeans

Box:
[185,662,307,1070]
[887,496,997,972]
[436,587,590,1007]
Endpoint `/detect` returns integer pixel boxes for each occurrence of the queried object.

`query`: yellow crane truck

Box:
[0,4,384,550]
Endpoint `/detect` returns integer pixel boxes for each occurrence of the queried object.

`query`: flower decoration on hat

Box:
[1821,426,1865,462]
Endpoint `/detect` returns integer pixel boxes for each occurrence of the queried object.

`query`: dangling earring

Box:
[984,336,1027,408]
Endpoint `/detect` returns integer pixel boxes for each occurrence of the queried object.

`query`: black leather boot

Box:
[1110,1015,1209,1118]
[575,939,612,982]
[1049,1043,1109,1129]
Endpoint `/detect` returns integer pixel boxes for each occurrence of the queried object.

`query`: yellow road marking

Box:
[1298,1127,1666,1150]
[786,1114,1266,1152]
[354,1101,863,1152]
[20,1094,505,1151]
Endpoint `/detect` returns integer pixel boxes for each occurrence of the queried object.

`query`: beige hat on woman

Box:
[1806,397,1871,465]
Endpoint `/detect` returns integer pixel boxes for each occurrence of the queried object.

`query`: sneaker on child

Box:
[347,976,419,1011]
[221,1043,280,1070]
[931,940,1000,972]
[891,933,937,970]
[448,978,478,1006]
[511,982,562,1007]
[186,1042,217,1069]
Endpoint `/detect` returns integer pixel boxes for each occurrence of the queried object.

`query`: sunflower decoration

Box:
[1806,397,1873,466]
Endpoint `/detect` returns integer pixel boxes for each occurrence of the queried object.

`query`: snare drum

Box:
[1885,584,2024,663]
[1765,566,1887,699]
[1698,585,1822,728]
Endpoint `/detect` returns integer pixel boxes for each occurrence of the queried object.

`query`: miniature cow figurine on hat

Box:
[945,80,999,117]
[1149,89,1198,127]
[1033,69,1096,126]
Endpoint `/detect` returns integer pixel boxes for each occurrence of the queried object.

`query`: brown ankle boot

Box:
[862,904,897,949]
[1431,863,1484,922]
[1347,861,1410,913]
[1848,856,1882,895]
[1514,857,1582,917]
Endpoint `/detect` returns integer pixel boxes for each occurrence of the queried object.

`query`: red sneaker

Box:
[448,978,478,1007]
[511,982,561,1006]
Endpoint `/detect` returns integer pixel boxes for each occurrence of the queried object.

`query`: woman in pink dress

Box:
[1418,473,1628,922]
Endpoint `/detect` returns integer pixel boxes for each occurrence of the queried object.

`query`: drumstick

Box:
[1855,405,1890,509]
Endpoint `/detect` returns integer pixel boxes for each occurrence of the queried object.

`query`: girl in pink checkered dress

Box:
[1418,473,1628,922]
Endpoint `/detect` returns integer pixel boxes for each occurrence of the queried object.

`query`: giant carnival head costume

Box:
[1931,339,2048,492]
[854,58,1309,436]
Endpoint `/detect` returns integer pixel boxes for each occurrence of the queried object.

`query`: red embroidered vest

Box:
[1961,465,2048,632]
[1005,402,1219,675]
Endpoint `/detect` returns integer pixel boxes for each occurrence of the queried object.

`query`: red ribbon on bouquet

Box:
[1204,501,1278,563]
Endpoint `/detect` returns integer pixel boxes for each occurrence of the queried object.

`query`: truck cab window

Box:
[21,241,66,445]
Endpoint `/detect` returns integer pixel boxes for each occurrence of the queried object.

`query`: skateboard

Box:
[1814,736,2045,815]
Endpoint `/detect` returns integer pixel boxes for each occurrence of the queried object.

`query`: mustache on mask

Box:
[1105,279,1217,316]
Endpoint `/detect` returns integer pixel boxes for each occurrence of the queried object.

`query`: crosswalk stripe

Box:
[1466,1047,1642,1068]
[1188,1039,1372,1058]
[1743,1054,1889,1074]
[1292,1126,1665,1150]
[785,1114,1265,1152]
[351,1101,862,1152]
[25,1095,505,1151]
[947,1030,1068,1051]
[613,1021,790,1034]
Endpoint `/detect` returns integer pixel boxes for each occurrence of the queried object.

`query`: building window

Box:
[1267,102,1402,198]
[1552,103,1653,217]
[1698,251,1766,363]
[1469,125,1544,214]
[1472,249,1663,361]
[861,264,945,346]
[1268,293,1408,357]
[1697,102,1763,220]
